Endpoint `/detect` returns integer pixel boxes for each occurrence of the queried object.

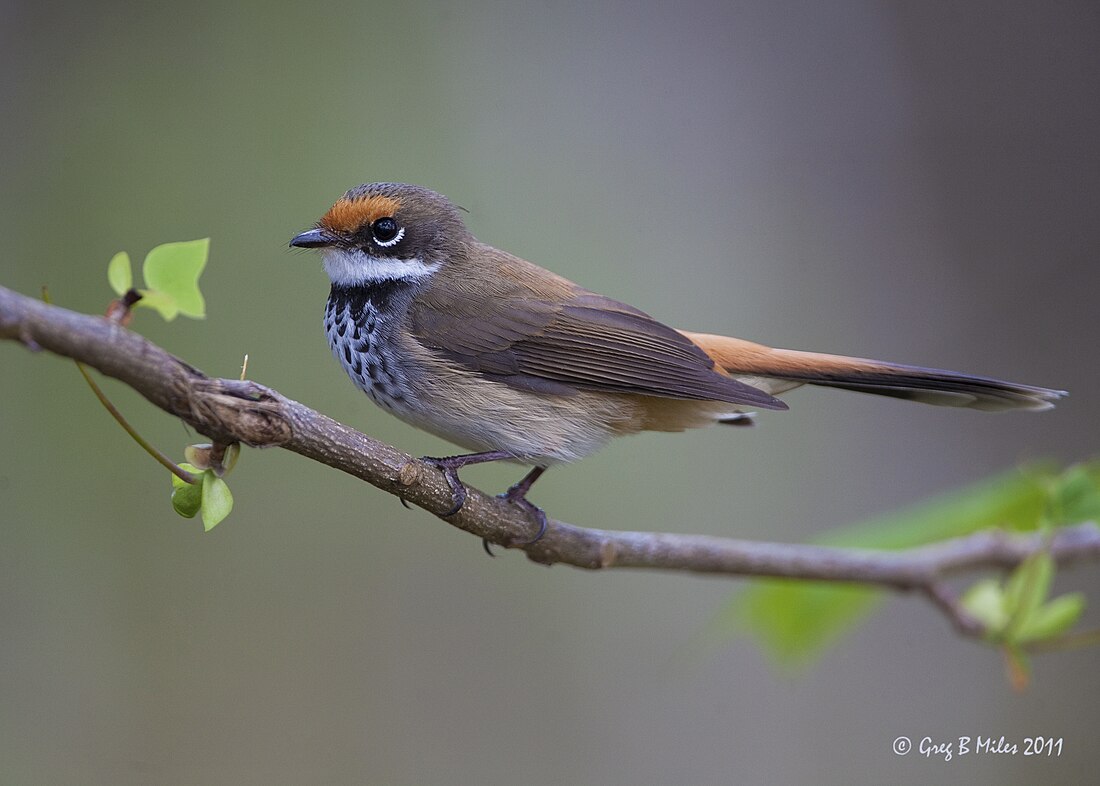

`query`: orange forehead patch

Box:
[319,194,402,234]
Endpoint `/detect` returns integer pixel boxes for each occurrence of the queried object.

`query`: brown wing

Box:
[409,252,787,410]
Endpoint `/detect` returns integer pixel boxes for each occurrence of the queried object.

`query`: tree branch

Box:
[2,284,1098,637]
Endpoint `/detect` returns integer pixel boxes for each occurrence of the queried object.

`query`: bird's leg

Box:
[419,454,549,553]
[500,466,549,545]
[419,450,515,517]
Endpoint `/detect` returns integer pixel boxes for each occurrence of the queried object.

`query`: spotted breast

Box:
[324,282,413,413]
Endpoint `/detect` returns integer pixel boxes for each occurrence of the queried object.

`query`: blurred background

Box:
[2,1,1098,783]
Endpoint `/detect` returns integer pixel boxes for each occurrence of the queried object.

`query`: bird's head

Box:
[290,183,471,286]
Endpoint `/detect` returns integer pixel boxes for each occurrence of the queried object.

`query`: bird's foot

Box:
[498,466,549,546]
[419,455,549,554]
[419,455,470,517]
[499,489,548,546]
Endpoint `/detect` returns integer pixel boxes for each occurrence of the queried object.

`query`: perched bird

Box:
[290,183,1064,541]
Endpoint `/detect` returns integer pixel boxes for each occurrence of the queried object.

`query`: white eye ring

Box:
[375,226,404,248]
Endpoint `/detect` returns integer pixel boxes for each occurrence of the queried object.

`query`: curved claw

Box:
[420,456,468,517]
[436,467,467,517]
[517,502,548,545]
[498,492,548,546]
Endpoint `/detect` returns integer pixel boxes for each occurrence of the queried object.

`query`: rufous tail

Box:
[680,332,1065,412]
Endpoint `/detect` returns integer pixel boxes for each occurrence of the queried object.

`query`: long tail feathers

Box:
[681,332,1066,413]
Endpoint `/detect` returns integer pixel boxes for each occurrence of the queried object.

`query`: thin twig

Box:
[920,582,985,638]
[41,285,196,484]
[75,360,198,484]
[2,283,1098,632]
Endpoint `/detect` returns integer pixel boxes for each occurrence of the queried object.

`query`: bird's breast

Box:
[324,288,415,414]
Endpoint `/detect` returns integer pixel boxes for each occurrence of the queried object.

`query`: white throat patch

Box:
[321,247,440,287]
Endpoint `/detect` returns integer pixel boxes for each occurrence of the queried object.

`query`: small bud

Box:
[397,461,420,487]
[184,443,214,470]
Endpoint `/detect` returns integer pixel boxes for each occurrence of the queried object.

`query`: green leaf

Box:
[725,464,1064,665]
[171,462,202,485]
[172,483,202,518]
[107,252,132,296]
[961,578,1010,634]
[199,470,233,531]
[170,463,203,518]
[134,289,180,320]
[819,464,1059,550]
[1047,462,1100,525]
[960,555,1081,646]
[221,442,240,474]
[1004,552,1054,636]
[142,238,209,319]
[731,582,881,667]
[1015,593,1085,643]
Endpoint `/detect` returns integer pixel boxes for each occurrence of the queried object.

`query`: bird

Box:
[290,182,1065,543]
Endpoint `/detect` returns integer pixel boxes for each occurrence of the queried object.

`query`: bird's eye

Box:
[370,217,404,247]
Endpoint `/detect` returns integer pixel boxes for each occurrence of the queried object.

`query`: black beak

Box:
[289,228,333,249]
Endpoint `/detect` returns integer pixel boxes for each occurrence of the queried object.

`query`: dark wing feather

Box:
[409,276,787,410]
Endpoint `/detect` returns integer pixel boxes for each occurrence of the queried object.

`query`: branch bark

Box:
[2,284,1098,636]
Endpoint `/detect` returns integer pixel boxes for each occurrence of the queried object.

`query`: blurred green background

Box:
[2,1,1098,783]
